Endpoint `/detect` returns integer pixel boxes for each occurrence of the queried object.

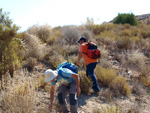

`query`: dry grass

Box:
[95,65,131,96]
[99,31,118,45]
[126,51,147,71]
[62,26,81,45]
[27,24,52,42]
[110,76,131,96]
[23,33,49,60]
[95,65,117,87]
[0,79,37,113]
[92,104,121,113]
[115,36,132,50]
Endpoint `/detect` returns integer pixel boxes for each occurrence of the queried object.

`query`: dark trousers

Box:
[58,83,78,113]
[86,62,100,91]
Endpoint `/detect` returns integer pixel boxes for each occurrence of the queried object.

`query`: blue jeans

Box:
[86,62,100,92]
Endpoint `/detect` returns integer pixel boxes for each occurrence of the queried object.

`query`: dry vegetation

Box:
[1,19,150,113]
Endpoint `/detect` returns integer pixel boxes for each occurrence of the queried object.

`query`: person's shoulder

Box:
[81,42,88,46]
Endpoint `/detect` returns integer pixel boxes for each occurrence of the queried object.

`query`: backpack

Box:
[56,61,78,79]
[83,42,101,59]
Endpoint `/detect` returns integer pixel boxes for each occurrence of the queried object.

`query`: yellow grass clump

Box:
[95,65,131,96]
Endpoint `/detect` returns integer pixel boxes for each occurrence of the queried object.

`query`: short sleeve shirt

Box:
[79,42,98,65]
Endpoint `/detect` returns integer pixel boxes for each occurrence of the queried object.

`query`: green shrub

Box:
[113,13,138,26]
[0,8,21,82]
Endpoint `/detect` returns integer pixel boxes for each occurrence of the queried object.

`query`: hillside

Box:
[1,17,150,113]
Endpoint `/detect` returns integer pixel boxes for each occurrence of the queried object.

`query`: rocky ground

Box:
[1,56,150,113]
[32,58,150,113]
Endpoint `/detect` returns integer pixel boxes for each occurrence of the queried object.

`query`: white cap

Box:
[44,69,58,82]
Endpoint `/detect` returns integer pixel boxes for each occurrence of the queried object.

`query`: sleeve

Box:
[51,81,56,85]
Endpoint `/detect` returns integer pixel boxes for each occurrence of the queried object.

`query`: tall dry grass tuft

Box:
[0,79,37,113]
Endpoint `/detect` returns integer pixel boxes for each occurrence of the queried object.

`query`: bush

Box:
[23,33,49,60]
[62,26,81,45]
[126,51,147,71]
[0,8,21,82]
[113,13,138,26]
[95,66,117,87]
[99,31,118,45]
[27,24,52,42]
[115,36,132,50]
[110,76,131,96]
[95,65,131,96]
[93,24,107,35]
[78,71,93,95]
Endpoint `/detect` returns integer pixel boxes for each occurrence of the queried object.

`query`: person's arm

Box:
[49,85,55,110]
[71,74,81,96]
[77,51,82,66]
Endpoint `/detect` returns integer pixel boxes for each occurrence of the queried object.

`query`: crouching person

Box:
[43,61,81,113]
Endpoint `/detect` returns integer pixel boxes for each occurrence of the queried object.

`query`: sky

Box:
[0,0,150,32]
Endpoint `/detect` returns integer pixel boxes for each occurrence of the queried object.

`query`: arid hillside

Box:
[1,13,150,113]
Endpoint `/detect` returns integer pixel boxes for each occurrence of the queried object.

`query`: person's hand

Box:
[49,104,53,111]
[77,88,81,96]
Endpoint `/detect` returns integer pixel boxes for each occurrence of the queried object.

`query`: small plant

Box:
[79,71,93,95]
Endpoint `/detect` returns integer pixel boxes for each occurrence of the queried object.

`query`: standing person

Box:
[77,37,100,92]
[43,61,80,113]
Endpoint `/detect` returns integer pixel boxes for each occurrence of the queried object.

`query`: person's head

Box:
[78,37,87,44]
[44,69,58,82]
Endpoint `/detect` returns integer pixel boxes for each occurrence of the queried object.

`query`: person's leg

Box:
[86,62,100,92]
[69,82,78,113]
[58,84,69,113]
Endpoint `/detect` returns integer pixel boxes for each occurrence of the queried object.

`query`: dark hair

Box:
[78,37,87,43]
